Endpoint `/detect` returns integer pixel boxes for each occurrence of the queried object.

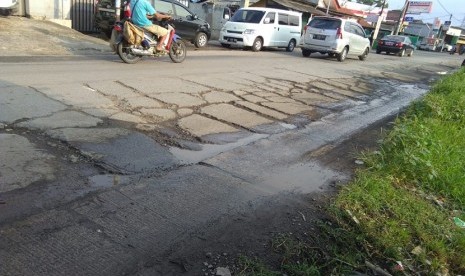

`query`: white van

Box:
[219,7,302,52]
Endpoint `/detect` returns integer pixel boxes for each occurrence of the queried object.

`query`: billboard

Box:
[407,1,433,14]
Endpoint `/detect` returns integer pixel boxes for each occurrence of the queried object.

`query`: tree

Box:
[346,0,388,8]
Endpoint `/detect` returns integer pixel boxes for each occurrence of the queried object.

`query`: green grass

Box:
[236,69,465,275]
[335,69,465,274]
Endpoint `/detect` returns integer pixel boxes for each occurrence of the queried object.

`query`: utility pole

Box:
[115,0,121,21]
[371,0,387,47]
[439,13,453,52]
[394,0,409,35]
[243,0,250,8]
[326,0,331,15]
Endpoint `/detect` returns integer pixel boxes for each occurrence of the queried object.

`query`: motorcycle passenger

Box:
[130,0,171,53]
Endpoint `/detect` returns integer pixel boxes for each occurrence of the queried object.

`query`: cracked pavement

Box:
[1,15,464,276]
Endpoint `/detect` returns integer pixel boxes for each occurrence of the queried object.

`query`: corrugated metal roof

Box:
[272,0,325,15]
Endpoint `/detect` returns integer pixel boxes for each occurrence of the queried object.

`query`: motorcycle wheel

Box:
[169,40,186,63]
[117,41,142,64]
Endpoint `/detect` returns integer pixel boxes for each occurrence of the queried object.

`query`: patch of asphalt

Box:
[146,116,396,276]
[202,83,427,187]
[0,80,429,276]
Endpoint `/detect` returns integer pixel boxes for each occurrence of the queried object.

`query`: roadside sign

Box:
[433,17,441,31]
[443,21,451,31]
[405,16,414,22]
[407,1,433,14]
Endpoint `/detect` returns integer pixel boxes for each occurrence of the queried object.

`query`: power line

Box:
[435,0,462,22]
[436,0,451,15]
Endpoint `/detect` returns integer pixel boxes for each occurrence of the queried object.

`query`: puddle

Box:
[170,133,269,164]
[259,161,349,193]
[279,122,297,129]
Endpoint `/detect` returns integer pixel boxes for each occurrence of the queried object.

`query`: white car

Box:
[300,16,370,62]
[0,0,18,15]
[219,7,302,52]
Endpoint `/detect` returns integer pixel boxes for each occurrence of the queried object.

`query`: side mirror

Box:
[264,17,270,24]
[223,8,230,20]
[192,14,198,20]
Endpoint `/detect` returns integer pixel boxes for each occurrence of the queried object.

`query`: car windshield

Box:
[383,35,405,42]
[308,18,341,29]
[230,10,265,23]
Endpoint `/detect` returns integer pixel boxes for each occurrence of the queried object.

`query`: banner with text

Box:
[407,1,433,14]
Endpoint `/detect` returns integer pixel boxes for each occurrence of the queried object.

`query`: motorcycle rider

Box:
[130,0,172,53]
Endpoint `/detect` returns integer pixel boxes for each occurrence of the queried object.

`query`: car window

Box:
[351,24,365,37]
[173,3,191,18]
[289,15,299,26]
[278,13,288,25]
[230,9,265,23]
[264,12,275,24]
[309,18,341,30]
[344,21,350,32]
[155,1,173,14]
[384,35,404,42]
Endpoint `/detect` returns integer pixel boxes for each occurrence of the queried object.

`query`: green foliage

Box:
[237,256,280,276]
[336,70,465,274]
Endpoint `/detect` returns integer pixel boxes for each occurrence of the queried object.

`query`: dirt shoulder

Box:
[0,16,111,56]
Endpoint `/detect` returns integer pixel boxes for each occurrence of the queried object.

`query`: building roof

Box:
[273,0,325,15]
[252,0,325,15]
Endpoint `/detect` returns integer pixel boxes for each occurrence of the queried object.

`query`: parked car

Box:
[218,7,302,52]
[94,0,211,48]
[376,35,414,57]
[300,16,370,62]
[0,0,18,15]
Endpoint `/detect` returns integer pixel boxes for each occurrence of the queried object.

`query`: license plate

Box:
[228,38,237,43]
[385,42,394,46]
[313,34,326,40]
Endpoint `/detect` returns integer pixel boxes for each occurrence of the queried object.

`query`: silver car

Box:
[300,16,370,62]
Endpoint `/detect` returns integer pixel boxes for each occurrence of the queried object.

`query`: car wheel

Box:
[221,43,231,48]
[358,48,369,61]
[1,9,12,16]
[399,48,406,57]
[408,49,413,57]
[337,46,348,62]
[376,49,381,54]
[194,32,208,48]
[286,39,296,52]
[302,49,311,57]
[251,37,263,52]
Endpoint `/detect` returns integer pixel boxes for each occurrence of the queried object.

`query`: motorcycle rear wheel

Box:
[117,41,142,64]
[169,40,186,63]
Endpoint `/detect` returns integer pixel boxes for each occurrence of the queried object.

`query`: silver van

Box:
[219,7,302,52]
[300,16,370,62]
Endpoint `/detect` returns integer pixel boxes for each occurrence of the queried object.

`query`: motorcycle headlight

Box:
[243,29,256,35]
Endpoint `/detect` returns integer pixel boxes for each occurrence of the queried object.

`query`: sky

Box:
[386,0,465,27]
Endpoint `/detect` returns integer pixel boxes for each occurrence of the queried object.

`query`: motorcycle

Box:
[112,18,186,64]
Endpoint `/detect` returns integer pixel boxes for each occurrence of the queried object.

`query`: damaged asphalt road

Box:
[1,16,464,276]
